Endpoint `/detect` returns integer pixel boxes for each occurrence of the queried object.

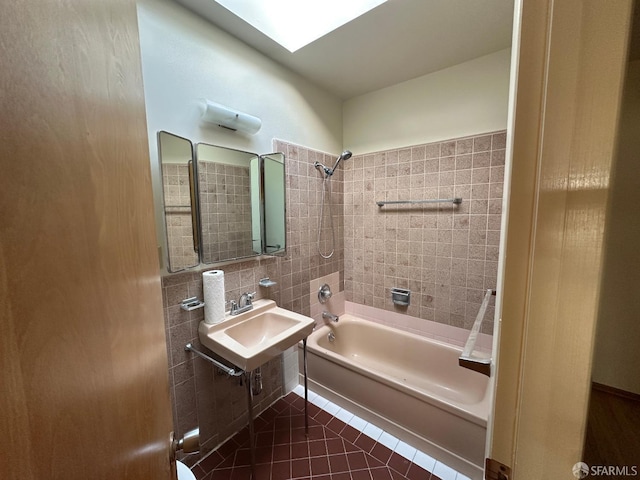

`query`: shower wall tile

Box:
[344,131,505,334]
[310,272,345,324]
[274,139,345,316]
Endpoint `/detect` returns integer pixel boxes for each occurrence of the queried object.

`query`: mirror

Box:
[196,143,261,264]
[158,131,200,272]
[157,132,287,272]
[263,153,286,255]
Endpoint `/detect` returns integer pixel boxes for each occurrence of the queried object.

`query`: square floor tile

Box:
[328,453,349,473]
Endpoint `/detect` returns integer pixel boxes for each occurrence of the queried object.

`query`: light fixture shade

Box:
[199,99,262,135]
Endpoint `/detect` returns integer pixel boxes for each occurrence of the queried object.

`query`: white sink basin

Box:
[198,299,315,371]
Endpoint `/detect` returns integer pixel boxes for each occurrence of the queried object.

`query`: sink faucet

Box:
[230,292,256,315]
[322,311,339,323]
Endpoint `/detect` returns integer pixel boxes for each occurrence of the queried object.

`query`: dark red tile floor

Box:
[191,392,441,480]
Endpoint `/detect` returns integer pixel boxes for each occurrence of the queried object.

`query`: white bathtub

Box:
[300,314,491,479]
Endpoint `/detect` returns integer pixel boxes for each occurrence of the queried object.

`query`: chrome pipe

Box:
[184,343,243,377]
[245,371,256,479]
[251,367,263,396]
[303,338,309,435]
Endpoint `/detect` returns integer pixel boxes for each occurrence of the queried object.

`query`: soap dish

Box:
[258,277,277,288]
[391,288,410,307]
[180,297,205,311]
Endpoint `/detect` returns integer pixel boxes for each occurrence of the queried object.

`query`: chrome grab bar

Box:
[184,343,243,377]
[376,198,462,207]
[458,288,495,376]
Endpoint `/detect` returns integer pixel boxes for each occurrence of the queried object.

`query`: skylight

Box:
[214,0,388,53]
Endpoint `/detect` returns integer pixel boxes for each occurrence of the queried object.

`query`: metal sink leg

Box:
[303,337,309,435]
[245,370,256,479]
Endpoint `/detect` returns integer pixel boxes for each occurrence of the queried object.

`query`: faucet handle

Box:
[236,292,257,310]
[245,292,256,306]
[229,300,238,313]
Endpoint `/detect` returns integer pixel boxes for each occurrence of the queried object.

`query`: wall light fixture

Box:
[199,99,262,135]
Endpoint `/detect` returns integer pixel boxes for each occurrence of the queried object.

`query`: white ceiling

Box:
[174,0,515,100]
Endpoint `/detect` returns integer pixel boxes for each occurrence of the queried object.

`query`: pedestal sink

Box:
[198,299,315,372]
[196,298,315,479]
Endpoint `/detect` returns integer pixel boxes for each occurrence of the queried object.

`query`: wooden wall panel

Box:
[489,0,549,466]
[491,0,632,477]
[0,1,173,479]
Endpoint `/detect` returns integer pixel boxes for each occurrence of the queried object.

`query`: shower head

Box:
[340,150,353,161]
[331,150,353,174]
[315,150,353,178]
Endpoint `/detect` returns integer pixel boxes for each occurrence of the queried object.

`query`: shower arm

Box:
[314,162,334,177]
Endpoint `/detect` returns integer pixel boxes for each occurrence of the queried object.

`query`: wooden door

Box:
[0,1,173,479]
[489,0,633,477]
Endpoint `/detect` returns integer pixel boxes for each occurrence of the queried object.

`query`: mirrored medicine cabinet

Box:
[158,131,286,273]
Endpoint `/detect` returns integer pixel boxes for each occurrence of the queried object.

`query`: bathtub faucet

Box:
[322,311,339,323]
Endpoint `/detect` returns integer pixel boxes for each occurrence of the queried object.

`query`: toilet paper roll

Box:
[203,270,225,325]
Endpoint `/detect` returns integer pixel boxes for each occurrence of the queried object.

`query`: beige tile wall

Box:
[310,272,345,324]
[273,140,345,314]
[343,131,505,334]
